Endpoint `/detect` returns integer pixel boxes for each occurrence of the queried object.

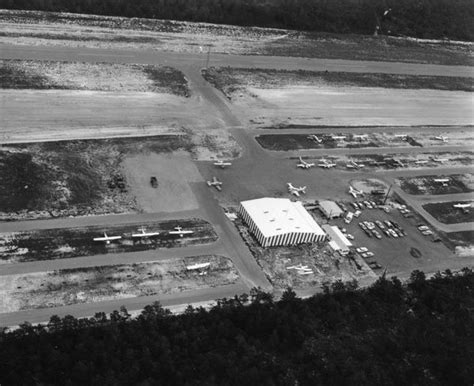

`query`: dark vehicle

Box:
[150,176,158,188]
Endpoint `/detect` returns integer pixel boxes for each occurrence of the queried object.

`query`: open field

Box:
[0,59,190,96]
[203,68,474,98]
[0,136,195,220]
[1,10,472,65]
[441,231,474,254]
[0,219,216,264]
[423,202,474,224]
[0,256,239,313]
[234,215,377,291]
[397,174,474,195]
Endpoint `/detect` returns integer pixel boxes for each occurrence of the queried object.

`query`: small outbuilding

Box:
[322,225,352,254]
[318,200,344,219]
[239,197,326,247]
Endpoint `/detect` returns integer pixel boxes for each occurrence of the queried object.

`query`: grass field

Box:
[0,219,217,264]
[0,60,190,96]
[0,255,238,313]
[423,202,474,224]
[0,136,194,220]
[398,174,473,195]
[203,68,473,100]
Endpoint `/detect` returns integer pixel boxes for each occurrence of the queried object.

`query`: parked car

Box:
[352,203,359,210]
[365,251,374,257]
[150,176,158,188]
[384,220,393,228]
[388,229,399,238]
[364,229,373,238]
[345,233,354,240]
[375,220,385,230]
[354,210,362,218]
[372,230,382,239]
[356,247,368,253]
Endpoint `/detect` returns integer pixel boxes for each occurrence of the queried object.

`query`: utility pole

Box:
[383,184,393,205]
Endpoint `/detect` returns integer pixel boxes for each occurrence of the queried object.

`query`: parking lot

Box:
[329,199,459,278]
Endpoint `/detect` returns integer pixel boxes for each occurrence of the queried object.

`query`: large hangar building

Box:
[239,197,326,247]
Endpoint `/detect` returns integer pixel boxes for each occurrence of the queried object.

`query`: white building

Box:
[322,225,352,254]
[319,200,344,219]
[239,197,326,247]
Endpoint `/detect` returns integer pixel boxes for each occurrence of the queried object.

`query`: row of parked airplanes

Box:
[307,134,449,143]
[92,226,193,244]
[296,157,364,169]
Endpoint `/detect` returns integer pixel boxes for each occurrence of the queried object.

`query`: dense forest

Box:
[0,269,473,385]
[1,0,473,40]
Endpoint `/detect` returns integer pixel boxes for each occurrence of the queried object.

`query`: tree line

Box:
[1,0,473,40]
[0,269,473,385]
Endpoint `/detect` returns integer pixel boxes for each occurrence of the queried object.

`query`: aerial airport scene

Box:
[0,1,472,383]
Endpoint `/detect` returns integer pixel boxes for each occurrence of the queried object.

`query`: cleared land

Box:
[423,202,474,224]
[201,68,473,127]
[0,137,197,220]
[1,10,472,65]
[398,174,474,195]
[0,256,239,313]
[0,59,190,96]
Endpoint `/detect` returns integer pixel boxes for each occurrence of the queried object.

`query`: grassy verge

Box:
[0,219,216,264]
[0,256,238,313]
[423,202,474,224]
[0,59,190,96]
[0,136,194,220]
[203,67,474,100]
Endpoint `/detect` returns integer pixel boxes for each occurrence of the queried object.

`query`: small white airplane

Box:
[349,185,363,198]
[186,262,211,271]
[169,226,194,237]
[132,226,160,238]
[415,160,429,165]
[331,135,346,141]
[394,134,408,140]
[318,159,336,168]
[434,136,448,142]
[353,134,368,141]
[287,182,306,197]
[307,134,323,143]
[207,176,222,191]
[297,157,315,169]
[453,203,471,209]
[213,160,232,168]
[346,160,365,169]
[433,178,450,183]
[93,232,122,244]
[430,157,449,163]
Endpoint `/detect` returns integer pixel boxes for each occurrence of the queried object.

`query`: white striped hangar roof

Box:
[240,197,325,238]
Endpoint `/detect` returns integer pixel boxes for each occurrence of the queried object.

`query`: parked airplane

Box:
[318,159,336,168]
[207,176,223,191]
[430,157,449,163]
[93,232,122,244]
[297,157,315,169]
[331,135,346,141]
[453,203,471,209]
[169,226,194,237]
[433,178,450,183]
[346,159,365,169]
[213,160,232,168]
[394,134,408,140]
[353,134,368,141]
[132,226,160,238]
[414,160,429,165]
[287,182,307,197]
[307,134,322,143]
[434,135,448,142]
[348,185,363,198]
[186,262,211,271]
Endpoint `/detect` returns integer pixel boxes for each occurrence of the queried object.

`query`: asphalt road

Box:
[2,43,474,77]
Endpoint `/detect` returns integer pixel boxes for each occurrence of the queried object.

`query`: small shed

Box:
[319,200,344,219]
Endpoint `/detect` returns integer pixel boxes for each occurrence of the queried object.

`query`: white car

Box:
[365,251,374,257]
[356,247,368,253]
[345,234,355,240]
